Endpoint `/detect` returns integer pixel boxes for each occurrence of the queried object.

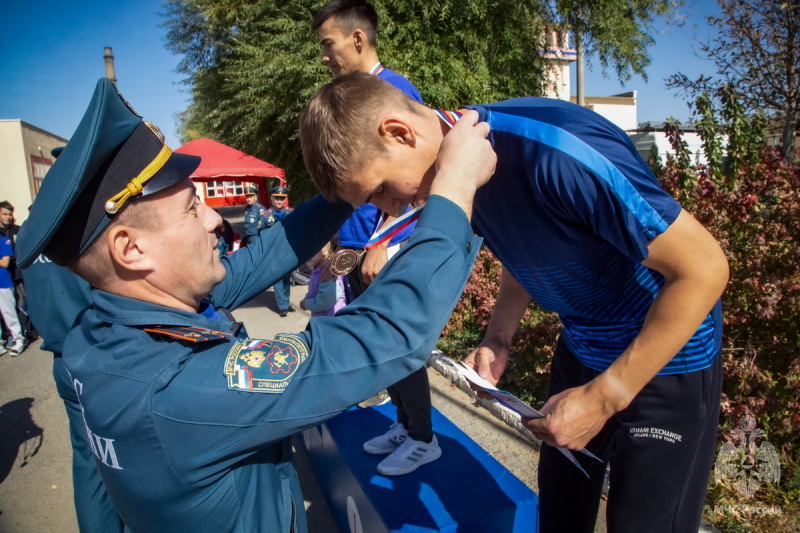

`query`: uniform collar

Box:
[91,288,226,328]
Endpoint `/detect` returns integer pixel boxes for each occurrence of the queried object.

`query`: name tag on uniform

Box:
[224,334,309,393]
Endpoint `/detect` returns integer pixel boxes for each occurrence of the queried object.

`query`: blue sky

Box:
[574,0,722,125]
[1,0,721,150]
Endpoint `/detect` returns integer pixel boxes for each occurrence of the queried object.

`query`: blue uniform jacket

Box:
[244,201,267,237]
[63,195,480,532]
[260,206,293,229]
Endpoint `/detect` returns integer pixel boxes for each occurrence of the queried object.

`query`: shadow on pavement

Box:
[0,397,43,483]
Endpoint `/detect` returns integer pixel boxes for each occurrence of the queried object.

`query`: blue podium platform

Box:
[302,404,538,532]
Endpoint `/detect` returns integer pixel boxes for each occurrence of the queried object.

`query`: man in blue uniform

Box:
[260,185,295,316]
[299,73,729,533]
[242,186,267,246]
[24,253,123,532]
[313,0,442,476]
[20,146,124,532]
[16,78,494,532]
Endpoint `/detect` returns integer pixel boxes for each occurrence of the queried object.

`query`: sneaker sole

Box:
[363,441,404,455]
[377,447,442,476]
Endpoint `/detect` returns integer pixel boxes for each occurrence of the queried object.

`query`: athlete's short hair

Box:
[312,0,379,46]
[299,73,421,201]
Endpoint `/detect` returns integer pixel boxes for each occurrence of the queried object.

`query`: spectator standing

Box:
[299,240,347,317]
[312,0,441,477]
[0,200,37,345]
[0,227,24,356]
[261,185,296,317]
[299,73,729,532]
[241,186,267,247]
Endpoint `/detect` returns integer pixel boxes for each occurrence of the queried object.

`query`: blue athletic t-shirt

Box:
[338,68,423,248]
[0,237,14,289]
[466,98,720,375]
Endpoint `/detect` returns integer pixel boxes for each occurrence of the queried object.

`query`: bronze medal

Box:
[330,249,363,276]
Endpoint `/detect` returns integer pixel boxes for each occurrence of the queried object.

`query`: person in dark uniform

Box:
[16,78,494,533]
[24,253,124,532]
[299,73,729,533]
[19,145,124,532]
[241,186,266,247]
[260,186,295,316]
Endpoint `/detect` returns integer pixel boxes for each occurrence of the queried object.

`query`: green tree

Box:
[667,0,800,162]
[163,0,677,201]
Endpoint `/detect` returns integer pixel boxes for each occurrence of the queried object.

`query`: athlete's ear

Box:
[352,29,366,53]
[378,116,416,148]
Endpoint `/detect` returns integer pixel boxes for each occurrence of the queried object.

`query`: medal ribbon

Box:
[364,205,424,250]
[369,62,385,76]
[435,109,463,128]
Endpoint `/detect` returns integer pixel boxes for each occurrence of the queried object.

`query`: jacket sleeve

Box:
[157,195,481,455]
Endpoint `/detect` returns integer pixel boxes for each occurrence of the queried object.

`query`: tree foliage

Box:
[667,0,800,162]
[162,0,676,201]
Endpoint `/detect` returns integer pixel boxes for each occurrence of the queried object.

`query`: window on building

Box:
[206,181,225,197]
[224,181,244,196]
[31,155,53,194]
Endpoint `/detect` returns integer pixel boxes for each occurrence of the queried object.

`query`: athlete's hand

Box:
[524,380,616,450]
[463,339,510,399]
[361,245,389,285]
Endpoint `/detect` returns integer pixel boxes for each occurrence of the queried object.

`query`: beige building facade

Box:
[0,119,67,224]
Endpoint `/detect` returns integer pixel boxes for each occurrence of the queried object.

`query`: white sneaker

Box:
[363,422,408,455]
[377,435,442,476]
[9,340,26,357]
[358,389,391,408]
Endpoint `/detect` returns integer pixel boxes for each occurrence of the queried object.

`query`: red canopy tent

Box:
[175,138,286,208]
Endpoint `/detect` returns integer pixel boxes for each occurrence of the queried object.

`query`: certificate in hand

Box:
[452,359,602,477]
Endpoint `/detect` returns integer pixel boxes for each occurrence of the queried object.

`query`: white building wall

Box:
[627,130,709,165]
[0,120,67,224]
[589,102,638,131]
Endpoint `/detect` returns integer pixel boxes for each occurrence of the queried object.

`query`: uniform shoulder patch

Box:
[144,326,232,343]
[224,333,310,394]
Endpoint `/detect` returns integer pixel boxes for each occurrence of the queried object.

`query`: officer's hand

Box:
[523,381,615,450]
[299,298,308,311]
[463,340,510,400]
[430,110,495,219]
[361,245,389,285]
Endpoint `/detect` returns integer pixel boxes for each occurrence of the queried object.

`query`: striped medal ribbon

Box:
[330,204,424,276]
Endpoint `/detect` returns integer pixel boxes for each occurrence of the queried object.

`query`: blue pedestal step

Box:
[302,403,539,532]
